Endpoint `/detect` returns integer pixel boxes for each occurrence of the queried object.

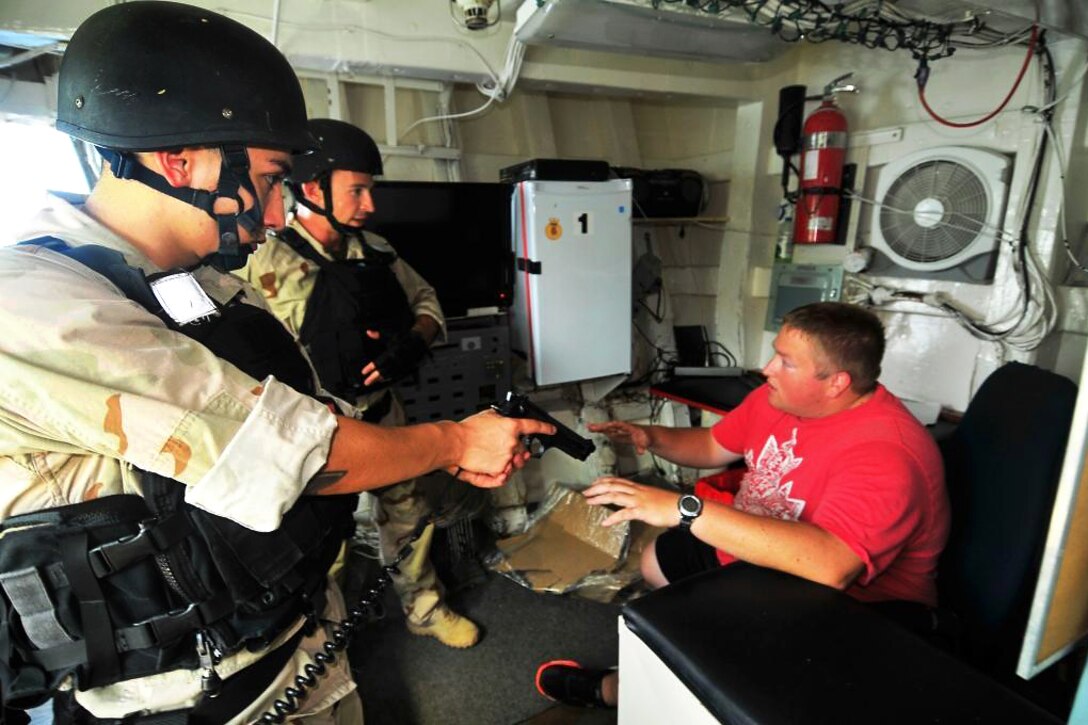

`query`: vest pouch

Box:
[140,471,355,651]
[304,327,358,399]
[189,499,355,652]
[349,261,414,347]
[185,301,316,397]
[291,230,415,399]
[347,261,414,394]
[187,496,355,613]
[0,496,197,705]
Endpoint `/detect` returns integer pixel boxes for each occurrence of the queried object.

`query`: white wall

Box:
[759,38,1088,411]
[2,0,1085,415]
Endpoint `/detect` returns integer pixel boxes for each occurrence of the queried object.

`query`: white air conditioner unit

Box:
[514,0,788,64]
[868,146,1010,279]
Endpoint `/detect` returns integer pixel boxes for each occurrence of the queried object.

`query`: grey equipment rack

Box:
[394,315,512,424]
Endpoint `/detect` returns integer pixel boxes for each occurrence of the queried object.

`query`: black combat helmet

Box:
[290,119,384,182]
[56,1,317,270]
[57,1,313,152]
[287,119,383,238]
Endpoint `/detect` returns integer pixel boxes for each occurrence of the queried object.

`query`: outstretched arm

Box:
[589,421,741,469]
[310,409,554,494]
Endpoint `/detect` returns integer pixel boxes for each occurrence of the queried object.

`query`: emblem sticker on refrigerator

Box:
[545,217,563,240]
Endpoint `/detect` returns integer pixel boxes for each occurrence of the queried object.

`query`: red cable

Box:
[918,24,1039,129]
[517,182,536,374]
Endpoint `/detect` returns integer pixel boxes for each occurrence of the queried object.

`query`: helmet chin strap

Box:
[207,146,264,272]
[97,146,263,271]
[288,173,393,263]
[289,173,360,240]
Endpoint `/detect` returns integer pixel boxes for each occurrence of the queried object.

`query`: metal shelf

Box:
[632,216,730,226]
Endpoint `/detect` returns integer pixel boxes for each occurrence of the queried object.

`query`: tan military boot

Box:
[406,605,481,649]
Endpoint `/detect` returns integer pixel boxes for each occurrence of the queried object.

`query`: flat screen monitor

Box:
[365,181,512,319]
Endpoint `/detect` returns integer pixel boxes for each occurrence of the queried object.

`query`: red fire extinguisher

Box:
[794,73,856,244]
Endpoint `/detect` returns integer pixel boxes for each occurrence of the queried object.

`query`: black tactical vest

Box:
[0,240,356,710]
[279,227,414,400]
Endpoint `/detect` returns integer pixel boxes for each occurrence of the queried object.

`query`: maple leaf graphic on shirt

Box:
[734,428,806,521]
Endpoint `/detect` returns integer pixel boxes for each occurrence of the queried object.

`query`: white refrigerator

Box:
[511,179,633,386]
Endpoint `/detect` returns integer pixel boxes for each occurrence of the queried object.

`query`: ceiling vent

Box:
[514,0,789,64]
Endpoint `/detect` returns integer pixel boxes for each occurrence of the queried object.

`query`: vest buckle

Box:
[87,519,156,578]
[196,629,223,698]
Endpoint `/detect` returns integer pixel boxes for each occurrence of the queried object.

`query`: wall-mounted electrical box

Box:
[764,263,844,331]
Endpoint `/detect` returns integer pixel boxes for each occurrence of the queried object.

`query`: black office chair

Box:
[621,362,1077,724]
[939,362,1077,680]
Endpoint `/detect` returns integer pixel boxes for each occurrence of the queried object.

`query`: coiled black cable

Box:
[257,513,436,723]
[650,0,978,62]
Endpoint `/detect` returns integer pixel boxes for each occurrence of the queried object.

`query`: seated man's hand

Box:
[583,476,681,528]
[587,421,652,454]
[451,409,555,488]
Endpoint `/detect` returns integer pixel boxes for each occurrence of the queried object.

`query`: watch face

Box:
[679,494,702,517]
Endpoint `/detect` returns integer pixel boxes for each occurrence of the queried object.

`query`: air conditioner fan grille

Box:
[878,159,989,264]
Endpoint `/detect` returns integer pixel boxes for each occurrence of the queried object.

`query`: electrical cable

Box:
[653,0,1042,60]
[1041,119,1088,278]
[707,340,738,367]
[399,30,526,141]
[482,32,527,102]
[639,294,665,324]
[1016,42,1088,283]
[380,30,527,145]
[1033,58,1088,115]
[399,92,497,141]
[630,319,679,387]
[648,0,980,62]
[221,7,520,149]
[853,35,1059,352]
[257,515,435,722]
[915,24,1038,129]
[257,462,501,721]
[219,8,504,87]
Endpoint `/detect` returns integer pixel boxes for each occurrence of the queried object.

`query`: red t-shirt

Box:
[710,384,949,606]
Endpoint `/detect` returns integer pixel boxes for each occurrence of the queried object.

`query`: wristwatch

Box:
[677,493,704,529]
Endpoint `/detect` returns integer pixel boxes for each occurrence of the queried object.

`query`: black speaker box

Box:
[499,158,611,183]
[774,85,807,158]
[613,167,705,218]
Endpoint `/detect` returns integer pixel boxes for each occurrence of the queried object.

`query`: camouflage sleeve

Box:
[0,246,335,532]
[235,238,311,337]
[361,231,446,343]
[390,256,446,344]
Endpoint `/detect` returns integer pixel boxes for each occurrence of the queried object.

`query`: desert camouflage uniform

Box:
[0,195,361,722]
[238,221,446,625]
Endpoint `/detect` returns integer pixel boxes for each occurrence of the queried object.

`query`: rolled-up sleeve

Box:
[0,243,338,532]
[184,376,337,532]
[392,257,446,343]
